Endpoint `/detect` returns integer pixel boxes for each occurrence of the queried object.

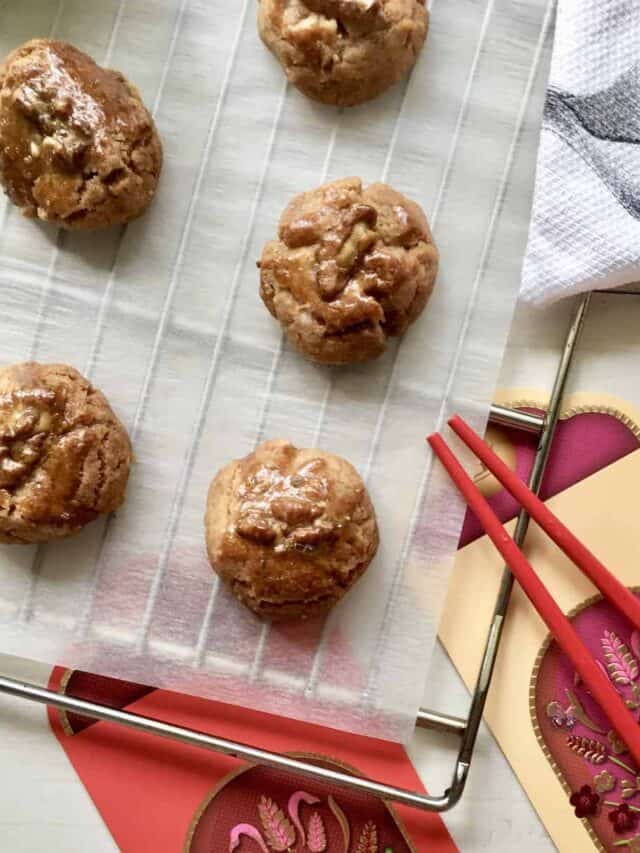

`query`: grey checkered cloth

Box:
[521,0,640,304]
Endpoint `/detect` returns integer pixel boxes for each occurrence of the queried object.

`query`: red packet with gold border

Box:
[439,390,640,852]
[47,666,457,852]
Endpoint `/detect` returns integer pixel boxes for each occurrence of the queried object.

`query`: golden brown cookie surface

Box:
[205,439,379,621]
[258,0,428,106]
[259,177,439,364]
[0,362,131,544]
[0,39,162,229]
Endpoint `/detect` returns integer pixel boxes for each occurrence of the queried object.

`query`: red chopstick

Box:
[427,430,640,768]
[448,414,640,633]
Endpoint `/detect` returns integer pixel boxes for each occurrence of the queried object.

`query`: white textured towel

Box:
[521,0,640,305]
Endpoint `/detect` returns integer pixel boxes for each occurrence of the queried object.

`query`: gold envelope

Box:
[438,391,640,853]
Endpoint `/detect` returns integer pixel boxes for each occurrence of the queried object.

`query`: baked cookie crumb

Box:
[0,39,162,229]
[205,439,379,621]
[258,0,428,106]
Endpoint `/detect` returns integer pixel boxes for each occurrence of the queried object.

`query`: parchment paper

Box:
[0,0,552,741]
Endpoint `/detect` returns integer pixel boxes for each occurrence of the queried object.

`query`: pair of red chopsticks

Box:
[428,415,640,769]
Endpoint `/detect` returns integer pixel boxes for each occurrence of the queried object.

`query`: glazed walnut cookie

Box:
[259,177,439,364]
[258,0,428,107]
[0,363,131,544]
[205,439,379,621]
[0,39,162,229]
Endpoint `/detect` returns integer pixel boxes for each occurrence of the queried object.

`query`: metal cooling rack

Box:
[0,292,595,814]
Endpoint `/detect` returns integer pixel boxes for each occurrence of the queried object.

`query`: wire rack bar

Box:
[489,405,545,433]
[0,674,456,812]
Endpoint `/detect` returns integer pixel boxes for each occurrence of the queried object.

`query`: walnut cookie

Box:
[0,39,162,229]
[258,0,428,107]
[0,363,131,544]
[259,177,439,364]
[205,439,379,621]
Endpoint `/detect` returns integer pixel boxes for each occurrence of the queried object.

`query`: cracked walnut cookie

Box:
[0,363,131,544]
[205,439,379,621]
[0,39,162,229]
[259,177,438,364]
[258,0,428,106]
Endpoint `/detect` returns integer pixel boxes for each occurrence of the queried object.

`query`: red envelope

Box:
[48,667,458,852]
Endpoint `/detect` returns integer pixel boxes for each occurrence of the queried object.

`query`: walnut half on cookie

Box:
[259,177,439,364]
[205,439,379,621]
[0,39,162,229]
[0,362,132,544]
[258,0,428,107]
